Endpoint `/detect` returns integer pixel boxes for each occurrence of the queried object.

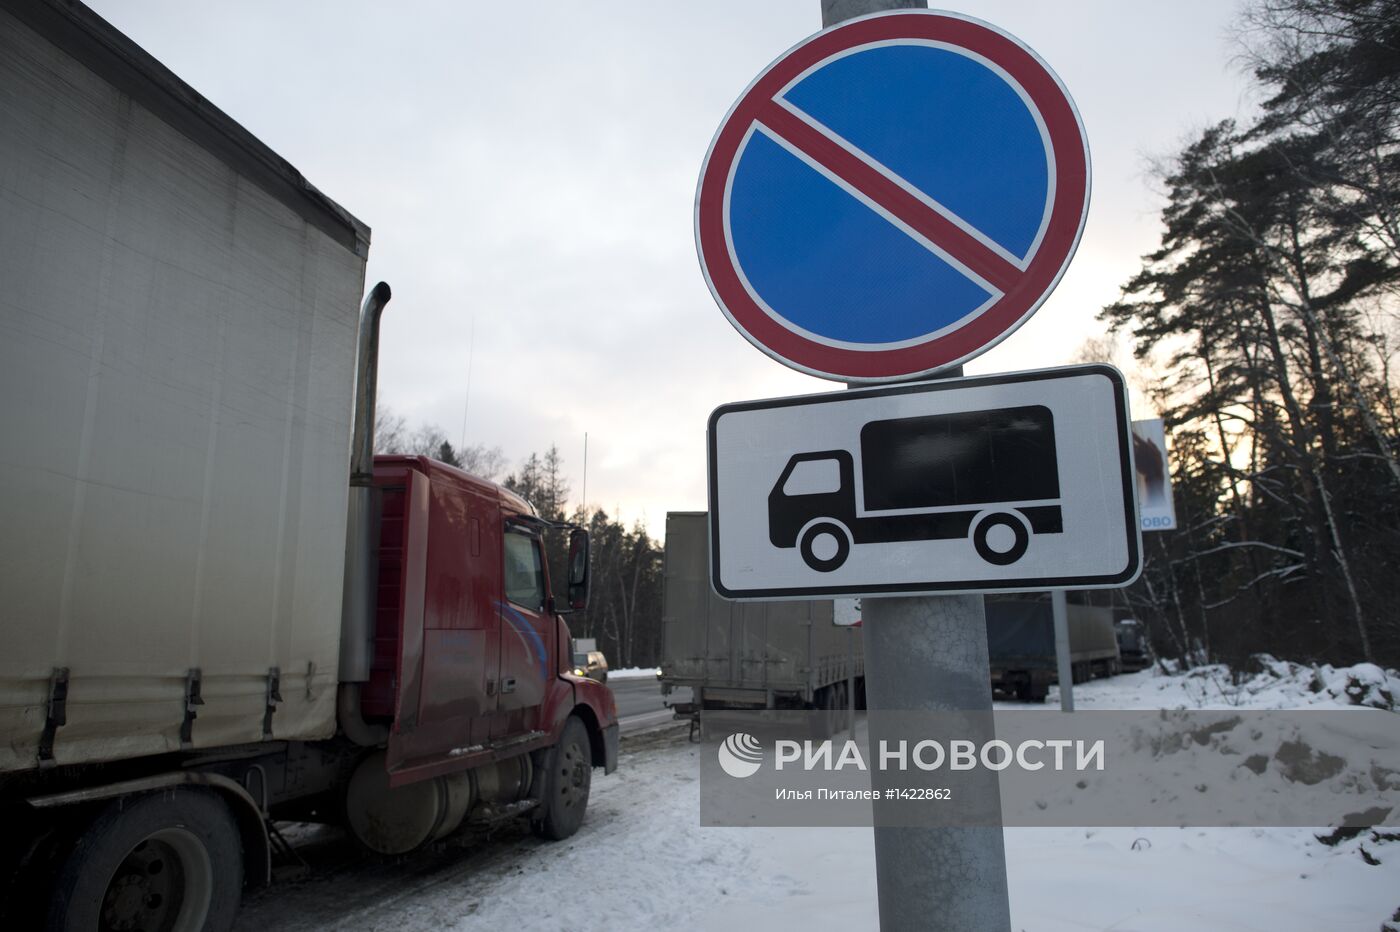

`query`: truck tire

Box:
[531,716,592,841]
[46,788,243,932]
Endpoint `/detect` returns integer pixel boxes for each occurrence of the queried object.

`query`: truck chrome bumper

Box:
[603,722,619,774]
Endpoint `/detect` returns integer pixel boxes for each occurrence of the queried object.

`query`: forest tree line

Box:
[1103,0,1399,668]
[376,411,665,669]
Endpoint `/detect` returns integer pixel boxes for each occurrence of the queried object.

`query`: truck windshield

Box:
[574,653,589,666]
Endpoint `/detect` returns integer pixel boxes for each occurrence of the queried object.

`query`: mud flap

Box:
[603,722,619,774]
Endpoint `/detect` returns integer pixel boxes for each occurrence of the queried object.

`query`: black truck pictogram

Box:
[768,406,1064,572]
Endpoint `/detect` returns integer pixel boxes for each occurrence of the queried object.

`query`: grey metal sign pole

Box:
[818,3,1013,928]
[848,624,857,737]
[862,595,1012,930]
[820,0,923,22]
[1053,589,1075,712]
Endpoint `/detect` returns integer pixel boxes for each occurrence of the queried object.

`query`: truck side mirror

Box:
[565,528,590,612]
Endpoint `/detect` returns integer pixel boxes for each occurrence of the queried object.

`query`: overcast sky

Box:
[88,1,1256,538]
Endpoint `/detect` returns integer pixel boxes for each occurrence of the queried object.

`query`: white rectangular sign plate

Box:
[1130,418,1176,532]
[707,365,1142,599]
[834,598,863,626]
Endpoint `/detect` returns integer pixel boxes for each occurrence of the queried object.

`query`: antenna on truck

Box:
[458,315,476,452]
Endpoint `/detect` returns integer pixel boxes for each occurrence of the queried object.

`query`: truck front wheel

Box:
[46,788,243,932]
[531,716,592,841]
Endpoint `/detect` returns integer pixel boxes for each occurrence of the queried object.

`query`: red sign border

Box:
[694,10,1091,382]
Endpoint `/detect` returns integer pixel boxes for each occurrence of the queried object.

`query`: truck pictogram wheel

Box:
[799,520,851,572]
[972,512,1030,565]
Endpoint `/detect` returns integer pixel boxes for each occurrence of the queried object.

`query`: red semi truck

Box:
[0,2,617,929]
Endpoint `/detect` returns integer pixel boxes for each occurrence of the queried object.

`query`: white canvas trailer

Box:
[659,512,863,724]
[0,0,369,774]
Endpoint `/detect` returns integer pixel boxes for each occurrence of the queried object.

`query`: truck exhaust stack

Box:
[339,281,392,744]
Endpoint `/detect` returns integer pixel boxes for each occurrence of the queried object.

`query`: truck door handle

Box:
[502,677,516,694]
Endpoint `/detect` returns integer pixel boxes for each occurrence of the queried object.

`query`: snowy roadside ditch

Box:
[241,661,1400,932]
[582,661,1400,932]
[696,709,1399,829]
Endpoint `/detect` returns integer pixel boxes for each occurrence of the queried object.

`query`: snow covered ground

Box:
[1044,656,1399,713]
[608,666,663,680]
[239,662,1399,931]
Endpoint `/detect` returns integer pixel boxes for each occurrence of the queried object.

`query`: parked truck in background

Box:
[0,2,616,928]
[659,512,863,733]
[1114,619,1153,671]
[986,593,1122,702]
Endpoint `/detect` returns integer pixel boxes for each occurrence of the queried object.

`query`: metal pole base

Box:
[862,594,1012,932]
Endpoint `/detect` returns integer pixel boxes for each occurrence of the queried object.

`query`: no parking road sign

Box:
[695,11,1090,382]
[707,365,1141,599]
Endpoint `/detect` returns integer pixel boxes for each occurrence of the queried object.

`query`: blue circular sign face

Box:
[695,11,1090,382]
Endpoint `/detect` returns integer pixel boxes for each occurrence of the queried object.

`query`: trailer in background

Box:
[986,592,1122,702]
[1114,619,1153,671]
[659,512,863,734]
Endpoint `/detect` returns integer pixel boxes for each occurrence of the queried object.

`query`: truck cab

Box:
[360,455,617,791]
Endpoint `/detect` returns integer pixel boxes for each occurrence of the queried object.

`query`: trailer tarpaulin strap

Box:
[38,667,69,767]
[181,668,204,749]
[263,667,283,738]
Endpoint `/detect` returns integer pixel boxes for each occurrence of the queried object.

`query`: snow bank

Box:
[1045,656,1400,712]
[1316,662,1399,710]
[608,666,662,680]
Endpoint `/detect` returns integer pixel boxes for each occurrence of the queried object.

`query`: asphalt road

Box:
[609,675,690,732]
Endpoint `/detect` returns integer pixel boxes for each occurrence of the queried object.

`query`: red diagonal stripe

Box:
[757,99,1023,295]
